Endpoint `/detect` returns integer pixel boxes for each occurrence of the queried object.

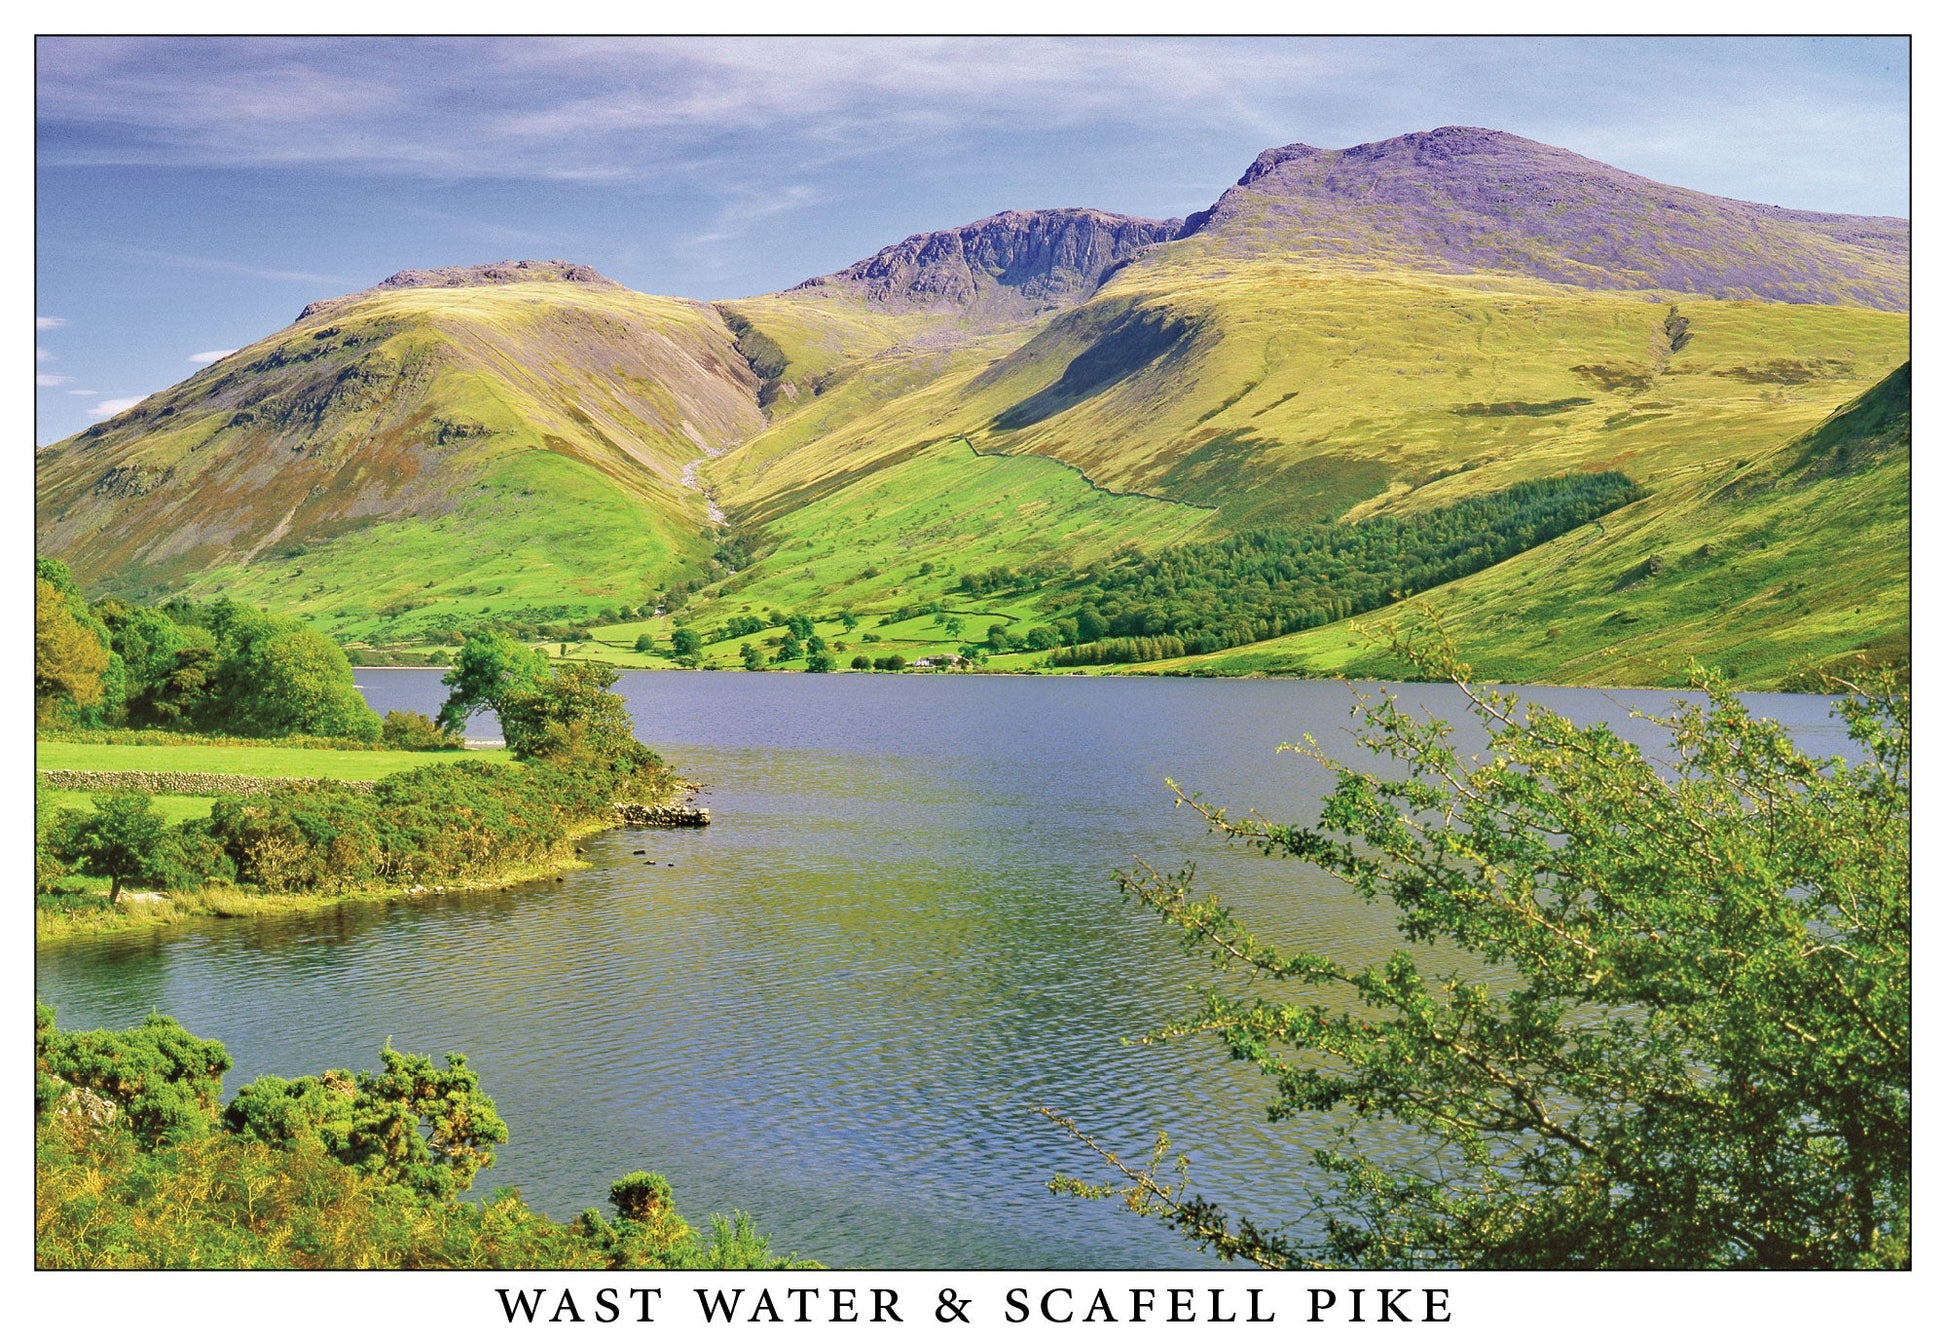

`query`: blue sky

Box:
[34,35,1910,445]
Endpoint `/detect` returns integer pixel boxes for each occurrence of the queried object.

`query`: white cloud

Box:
[36,345,50,362]
[37,373,73,386]
[68,388,98,396]
[37,315,66,330]
[32,36,1902,212]
[189,349,238,365]
[91,395,148,418]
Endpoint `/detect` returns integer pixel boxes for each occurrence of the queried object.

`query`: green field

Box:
[36,742,511,781]
[46,791,216,822]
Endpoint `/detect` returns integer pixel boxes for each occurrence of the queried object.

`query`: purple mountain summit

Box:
[797,128,1907,315]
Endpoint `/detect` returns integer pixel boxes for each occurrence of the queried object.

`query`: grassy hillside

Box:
[36,268,764,647]
[1169,363,1911,687]
[35,133,1910,687]
[674,261,1905,682]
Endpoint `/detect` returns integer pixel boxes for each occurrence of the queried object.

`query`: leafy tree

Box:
[1048,650,1910,1269]
[35,570,111,725]
[785,612,814,640]
[670,627,702,658]
[635,633,658,654]
[839,610,859,632]
[437,631,549,733]
[496,661,634,761]
[850,655,872,670]
[805,651,835,673]
[67,792,172,903]
[381,709,461,751]
[774,634,803,664]
[739,643,766,671]
[872,654,907,672]
[986,624,1014,652]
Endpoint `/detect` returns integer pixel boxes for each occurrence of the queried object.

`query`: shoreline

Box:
[34,814,626,947]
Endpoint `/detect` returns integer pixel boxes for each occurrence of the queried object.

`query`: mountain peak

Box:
[792,207,1184,317]
[1183,127,1908,310]
[299,259,619,320]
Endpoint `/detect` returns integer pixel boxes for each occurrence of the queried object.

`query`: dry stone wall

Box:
[40,770,375,796]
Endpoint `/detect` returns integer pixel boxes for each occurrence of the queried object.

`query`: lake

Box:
[34,671,1854,1268]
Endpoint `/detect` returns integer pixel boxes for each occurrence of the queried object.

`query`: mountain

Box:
[790,207,1184,317]
[35,262,762,635]
[35,132,1911,684]
[1174,126,1909,310]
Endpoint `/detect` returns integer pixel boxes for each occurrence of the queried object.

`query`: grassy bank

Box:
[36,740,510,781]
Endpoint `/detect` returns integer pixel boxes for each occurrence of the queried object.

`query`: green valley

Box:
[36,131,1909,689]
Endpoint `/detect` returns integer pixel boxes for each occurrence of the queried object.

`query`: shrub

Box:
[381,709,460,751]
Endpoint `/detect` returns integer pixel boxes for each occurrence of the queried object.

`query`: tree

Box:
[850,655,872,670]
[786,612,814,640]
[35,572,111,725]
[739,643,766,671]
[438,632,548,733]
[381,709,460,751]
[1047,650,1909,1269]
[69,793,171,904]
[231,628,382,740]
[670,627,702,658]
[805,651,835,673]
[496,661,633,761]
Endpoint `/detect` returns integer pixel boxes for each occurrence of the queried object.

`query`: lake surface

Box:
[35,672,1853,1268]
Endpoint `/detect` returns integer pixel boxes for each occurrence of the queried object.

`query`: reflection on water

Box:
[36,672,1850,1267]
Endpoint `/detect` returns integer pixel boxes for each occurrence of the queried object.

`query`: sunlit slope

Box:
[706,438,1209,617]
[1160,363,1912,687]
[697,260,1904,685]
[36,269,764,642]
[719,259,1908,534]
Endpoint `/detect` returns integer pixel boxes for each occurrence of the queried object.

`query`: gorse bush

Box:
[38,753,671,903]
[1047,648,1909,1268]
[35,1008,806,1269]
[195,757,636,896]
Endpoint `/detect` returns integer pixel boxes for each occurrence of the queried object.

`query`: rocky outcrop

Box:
[613,802,709,826]
[793,208,1185,317]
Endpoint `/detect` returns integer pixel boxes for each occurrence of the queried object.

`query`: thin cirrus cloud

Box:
[33,36,1909,214]
[188,349,238,365]
[37,315,67,330]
